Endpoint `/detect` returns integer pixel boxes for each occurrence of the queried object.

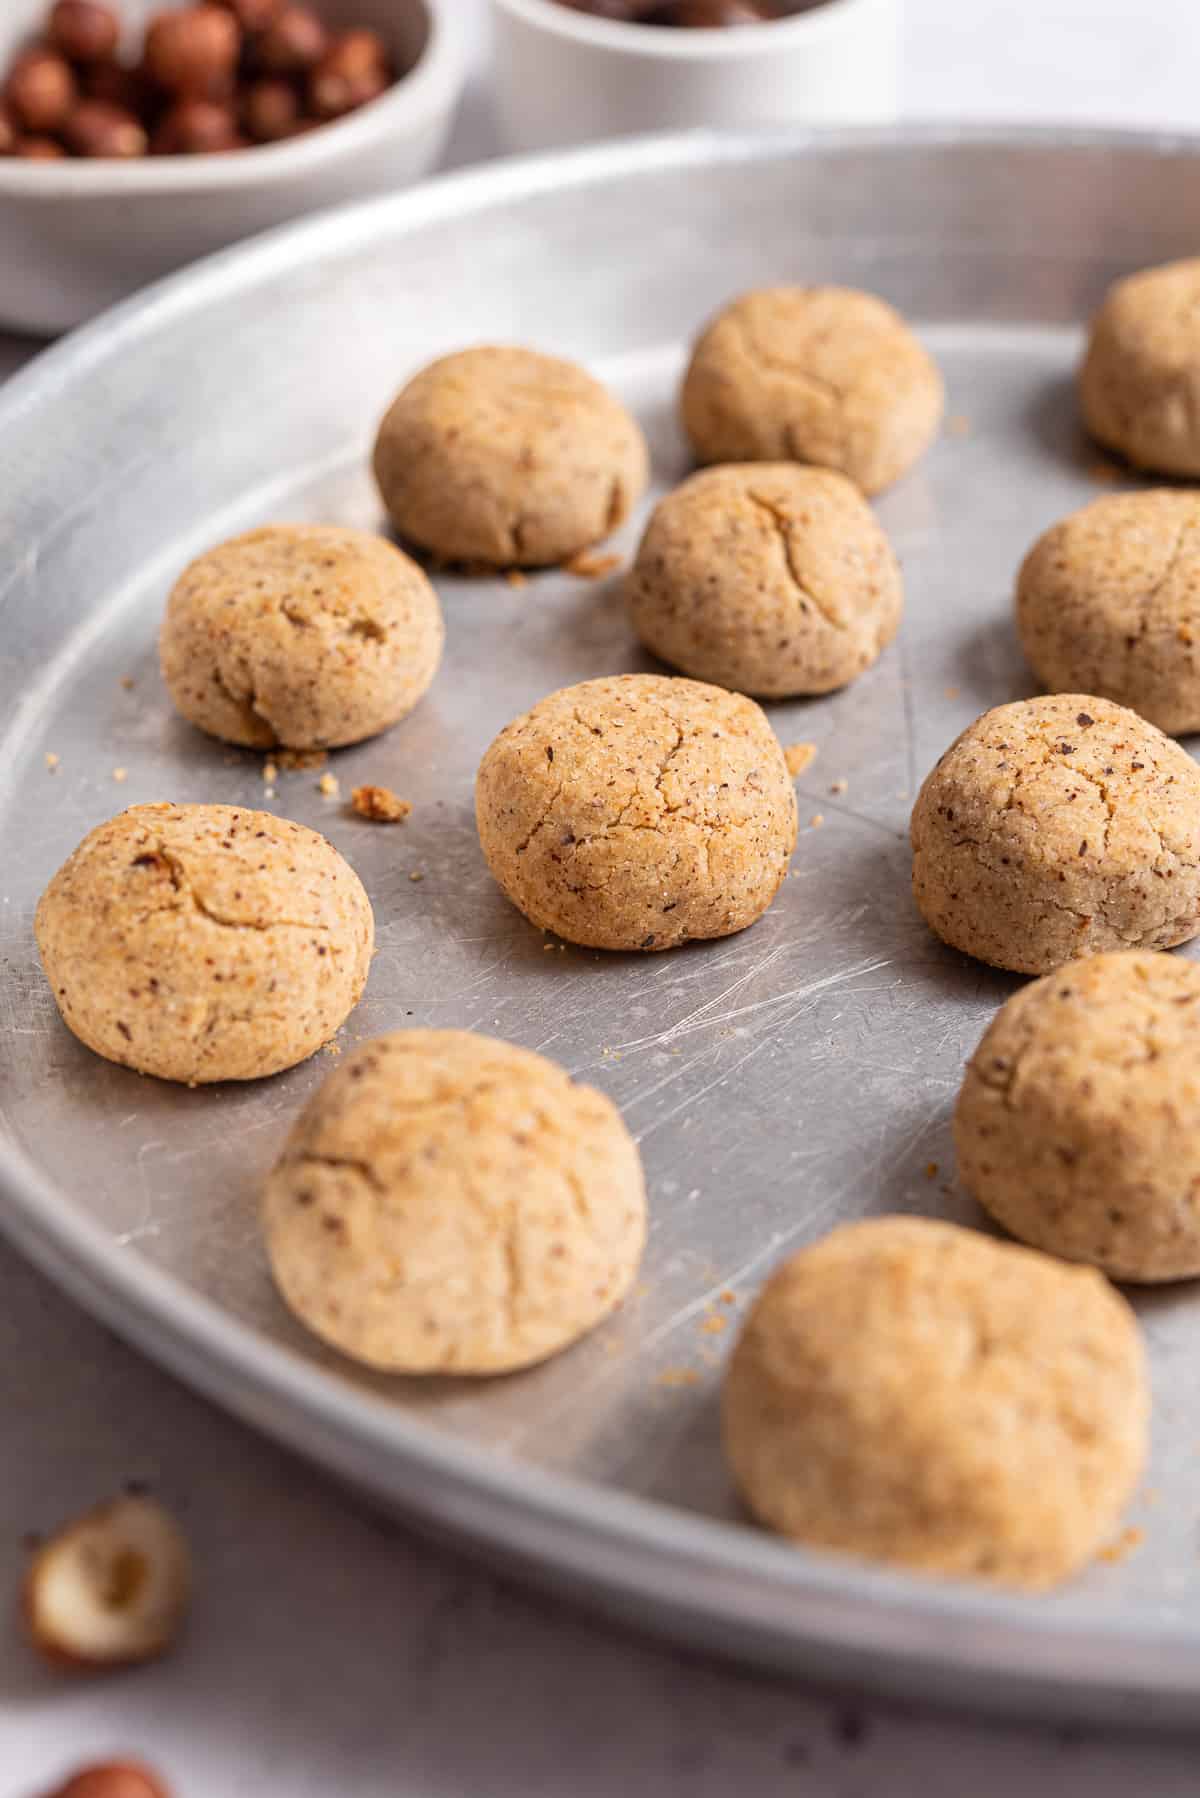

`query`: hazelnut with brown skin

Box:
[15,133,69,158]
[0,100,16,154]
[256,5,329,74]
[215,0,284,26]
[84,58,154,115]
[308,29,390,118]
[144,4,241,96]
[48,1,122,65]
[153,95,242,152]
[241,75,300,140]
[43,1764,172,1798]
[63,98,148,156]
[6,49,78,134]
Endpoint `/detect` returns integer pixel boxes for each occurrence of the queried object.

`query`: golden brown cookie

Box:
[956,950,1200,1281]
[1081,258,1200,477]
[475,673,797,952]
[35,803,374,1084]
[722,1216,1148,1589]
[160,524,443,751]
[372,346,649,566]
[1016,491,1200,737]
[626,464,903,698]
[911,694,1200,974]
[680,286,943,496]
[263,1029,646,1374]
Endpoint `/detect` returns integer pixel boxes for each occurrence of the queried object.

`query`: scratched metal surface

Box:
[5,129,1200,1721]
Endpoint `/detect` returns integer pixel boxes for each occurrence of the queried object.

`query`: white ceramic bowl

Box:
[0,0,465,334]
[491,0,899,154]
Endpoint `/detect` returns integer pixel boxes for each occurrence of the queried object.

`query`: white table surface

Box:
[6,2,1200,1790]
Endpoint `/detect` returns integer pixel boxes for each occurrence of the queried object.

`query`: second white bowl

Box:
[491,0,900,155]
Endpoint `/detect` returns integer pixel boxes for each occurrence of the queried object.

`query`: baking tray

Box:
[3,126,1200,1728]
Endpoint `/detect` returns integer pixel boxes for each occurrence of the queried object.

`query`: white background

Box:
[6,2,1200,1791]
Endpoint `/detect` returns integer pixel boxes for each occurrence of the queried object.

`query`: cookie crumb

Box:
[120,675,136,691]
[564,550,623,580]
[720,1289,737,1305]
[262,759,279,786]
[112,767,128,784]
[701,1313,727,1335]
[944,685,960,700]
[278,748,328,773]
[657,1367,700,1388]
[829,778,848,795]
[925,1161,939,1180]
[506,569,529,589]
[809,813,825,829]
[350,785,411,824]
[409,871,424,883]
[324,1041,342,1057]
[317,772,340,800]
[44,752,59,772]
[784,742,817,778]
[1098,1525,1144,1565]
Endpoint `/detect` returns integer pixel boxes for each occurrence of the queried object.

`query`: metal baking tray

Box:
[3,126,1200,1727]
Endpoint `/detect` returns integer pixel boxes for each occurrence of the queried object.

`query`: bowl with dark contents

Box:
[491,0,898,153]
[0,0,465,332]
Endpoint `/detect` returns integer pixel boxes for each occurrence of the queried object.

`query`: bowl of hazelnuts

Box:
[0,0,464,333]
[491,0,898,154]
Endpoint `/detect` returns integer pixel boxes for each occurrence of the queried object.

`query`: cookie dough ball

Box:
[1016,492,1200,737]
[372,346,649,567]
[956,951,1200,1281]
[680,286,943,496]
[627,464,902,697]
[911,694,1200,974]
[722,1217,1148,1589]
[1081,258,1200,477]
[263,1029,646,1373]
[35,803,374,1084]
[160,524,443,752]
[476,673,797,952]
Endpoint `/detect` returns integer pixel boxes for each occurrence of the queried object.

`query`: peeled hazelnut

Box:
[144,5,241,96]
[153,96,242,153]
[15,134,69,158]
[63,98,149,156]
[308,28,390,117]
[44,1763,171,1798]
[241,76,300,141]
[6,49,78,134]
[256,6,328,74]
[24,1495,191,1669]
[48,1,123,65]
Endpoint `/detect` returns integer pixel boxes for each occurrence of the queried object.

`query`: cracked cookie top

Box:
[721,1216,1148,1590]
[372,345,649,568]
[1016,490,1200,736]
[262,1028,646,1374]
[160,524,443,752]
[911,693,1200,974]
[475,672,798,952]
[680,285,943,497]
[956,950,1200,1280]
[35,802,374,1084]
[626,463,902,698]
[1081,257,1200,479]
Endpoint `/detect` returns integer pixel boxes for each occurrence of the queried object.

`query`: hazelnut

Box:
[215,0,284,27]
[255,5,328,74]
[6,49,78,135]
[24,1495,191,1668]
[153,96,243,153]
[84,59,155,115]
[63,98,148,156]
[308,28,391,118]
[144,5,241,96]
[0,101,16,155]
[15,134,69,158]
[43,1763,171,1798]
[241,76,300,141]
[48,1,122,65]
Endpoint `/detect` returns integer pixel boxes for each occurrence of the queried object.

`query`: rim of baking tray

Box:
[0,0,464,196]
[4,122,1200,1719]
[491,0,892,58]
